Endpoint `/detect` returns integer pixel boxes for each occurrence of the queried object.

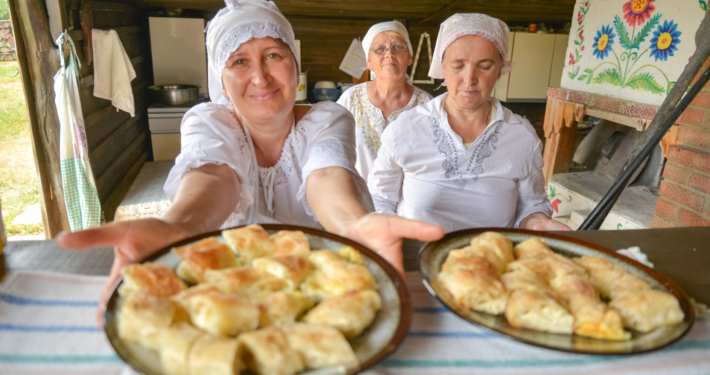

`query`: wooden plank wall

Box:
[65,0,153,222]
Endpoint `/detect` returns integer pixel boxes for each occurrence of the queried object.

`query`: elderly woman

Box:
[368,13,569,232]
[337,21,432,180]
[57,0,443,321]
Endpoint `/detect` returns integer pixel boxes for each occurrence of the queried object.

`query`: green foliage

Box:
[614,16,634,50]
[623,72,665,95]
[593,68,623,86]
[631,14,662,49]
[0,0,9,21]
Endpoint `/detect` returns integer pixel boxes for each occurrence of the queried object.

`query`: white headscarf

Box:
[362,21,413,58]
[428,13,514,81]
[205,0,297,105]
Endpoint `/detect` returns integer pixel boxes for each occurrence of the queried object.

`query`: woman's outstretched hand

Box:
[56,218,190,327]
[519,212,572,231]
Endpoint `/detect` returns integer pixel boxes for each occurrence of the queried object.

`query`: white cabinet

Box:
[494,33,570,102]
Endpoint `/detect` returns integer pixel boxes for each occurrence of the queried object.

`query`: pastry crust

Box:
[441,249,498,277]
[568,296,630,340]
[506,256,555,281]
[223,224,274,265]
[573,256,626,297]
[257,291,314,327]
[549,274,598,301]
[608,273,652,300]
[188,334,242,375]
[505,290,574,334]
[457,244,507,276]
[159,322,204,375]
[302,289,382,339]
[117,290,176,350]
[470,231,515,264]
[204,267,289,299]
[271,230,311,258]
[119,262,187,298]
[308,250,348,267]
[176,288,259,337]
[238,326,305,375]
[513,238,554,259]
[301,256,377,301]
[500,270,551,294]
[282,323,359,370]
[609,290,684,332]
[437,268,508,315]
[173,237,239,283]
[252,255,315,289]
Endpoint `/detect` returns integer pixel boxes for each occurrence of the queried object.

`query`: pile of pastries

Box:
[116,224,382,375]
[437,232,684,340]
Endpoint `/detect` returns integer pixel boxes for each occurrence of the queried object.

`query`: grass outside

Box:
[0,60,43,236]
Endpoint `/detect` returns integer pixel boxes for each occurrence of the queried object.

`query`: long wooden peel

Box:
[579,11,710,230]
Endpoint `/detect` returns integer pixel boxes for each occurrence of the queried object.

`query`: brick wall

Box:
[653,58,710,228]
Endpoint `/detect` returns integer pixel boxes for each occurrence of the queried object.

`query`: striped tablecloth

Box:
[1,271,708,375]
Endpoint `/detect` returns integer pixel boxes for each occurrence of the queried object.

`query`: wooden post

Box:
[542,97,584,184]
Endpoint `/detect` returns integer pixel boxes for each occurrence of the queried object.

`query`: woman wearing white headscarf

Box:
[57,0,444,322]
[368,13,569,233]
[337,21,432,180]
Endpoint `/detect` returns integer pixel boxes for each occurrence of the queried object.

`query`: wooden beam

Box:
[542,97,582,184]
[69,0,136,12]
[586,106,650,131]
[46,0,69,41]
[419,0,460,22]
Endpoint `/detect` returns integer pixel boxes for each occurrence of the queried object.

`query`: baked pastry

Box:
[176,288,260,337]
[159,322,204,375]
[204,267,289,299]
[608,273,652,300]
[568,296,630,340]
[500,270,551,294]
[437,268,507,315]
[470,231,515,264]
[572,256,626,297]
[302,289,382,339]
[441,249,498,277]
[609,290,684,332]
[282,323,359,370]
[513,237,554,259]
[223,224,274,265]
[308,250,348,267]
[301,255,377,301]
[549,274,598,301]
[238,326,305,375]
[506,256,555,281]
[173,237,239,283]
[252,255,315,289]
[271,230,310,258]
[118,262,187,298]
[457,244,507,276]
[505,290,573,334]
[117,290,176,350]
[544,253,588,280]
[188,334,242,375]
[257,291,314,327]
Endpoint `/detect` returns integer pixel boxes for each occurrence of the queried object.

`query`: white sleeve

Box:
[296,103,373,217]
[514,141,553,228]
[367,125,403,215]
[163,104,254,220]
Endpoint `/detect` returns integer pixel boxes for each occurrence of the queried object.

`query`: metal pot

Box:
[149,84,199,106]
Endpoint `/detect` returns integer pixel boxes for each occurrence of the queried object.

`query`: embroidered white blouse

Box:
[164,101,371,229]
[368,94,553,232]
[337,82,432,180]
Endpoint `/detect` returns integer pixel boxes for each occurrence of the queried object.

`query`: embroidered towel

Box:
[92,29,136,116]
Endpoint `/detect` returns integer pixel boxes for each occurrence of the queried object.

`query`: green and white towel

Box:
[54,33,101,231]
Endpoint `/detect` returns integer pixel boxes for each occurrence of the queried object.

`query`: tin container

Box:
[148,85,199,106]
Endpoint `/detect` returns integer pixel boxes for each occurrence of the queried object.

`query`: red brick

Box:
[662,163,690,184]
[679,209,710,227]
[655,199,681,219]
[688,172,710,195]
[678,127,710,149]
[691,91,710,109]
[652,215,678,228]
[677,108,707,126]
[667,146,710,174]
[658,181,706,212]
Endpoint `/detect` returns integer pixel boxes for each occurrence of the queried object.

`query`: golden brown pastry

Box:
[572,256,626,297]
[302,289,382,339]
[118,262,187,298]
[500,270,551,294]
[568,296,630,340]
[608,273,652,300]
[159,322,204,375]
[223,224,274,265]
[257,291,314,328]
[506,256,555,281]
[549,274,598,301]
[470,231,515,264]
[176,288,260,337]
[457,244,507,276]
[238,326,305,375]
[609,290,684,332]
[513,237,554,259]
[271,230,311,258]
[282,323,359,370]
[117,290,176,350]
[437,268,507,315]
[188,334,242,375]
[338,246,365,265]
[505,290,573,334]
[173,237,239,283]
[204,266,289,299]
[441,250,498,277]
[301,258,377,301]
[252,255,315,289]
[544,253,588,279]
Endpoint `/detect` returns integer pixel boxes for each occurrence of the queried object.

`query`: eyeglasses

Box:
[370,44,407,56]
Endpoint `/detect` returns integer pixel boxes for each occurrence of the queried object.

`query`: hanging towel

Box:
[92,29,136,116]
[54,32,101,231]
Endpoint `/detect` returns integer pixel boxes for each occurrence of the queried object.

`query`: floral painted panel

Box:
[0,20,16,62]
[561,0,706,106]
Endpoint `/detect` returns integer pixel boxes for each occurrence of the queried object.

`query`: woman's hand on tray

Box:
[519,212,571,232]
